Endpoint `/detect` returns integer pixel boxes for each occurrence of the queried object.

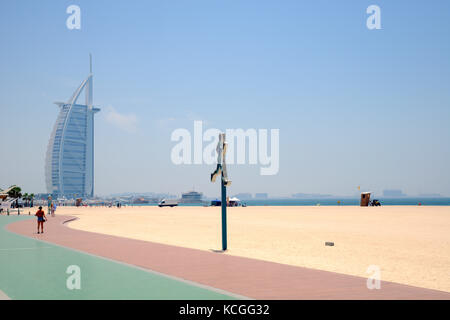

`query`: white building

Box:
[45,56,100,198]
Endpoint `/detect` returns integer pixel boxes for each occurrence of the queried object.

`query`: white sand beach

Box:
[58,205,450,292]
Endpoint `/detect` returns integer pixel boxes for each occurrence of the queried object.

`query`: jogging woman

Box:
[35,206,47,234]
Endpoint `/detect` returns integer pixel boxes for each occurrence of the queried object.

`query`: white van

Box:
[158,199,179,207]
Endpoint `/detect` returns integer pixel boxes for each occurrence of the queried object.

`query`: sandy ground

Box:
[56,205,449,292]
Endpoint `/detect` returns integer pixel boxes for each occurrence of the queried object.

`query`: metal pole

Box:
[221,176,227,251]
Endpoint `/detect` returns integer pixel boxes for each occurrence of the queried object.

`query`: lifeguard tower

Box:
[360,192,372,206]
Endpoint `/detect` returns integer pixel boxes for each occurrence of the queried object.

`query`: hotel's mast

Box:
[86,53,93,107]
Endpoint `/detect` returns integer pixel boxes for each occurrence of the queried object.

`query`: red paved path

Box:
[7,216,450,300]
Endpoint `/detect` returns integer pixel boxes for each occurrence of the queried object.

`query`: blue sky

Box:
[1,0,449,197]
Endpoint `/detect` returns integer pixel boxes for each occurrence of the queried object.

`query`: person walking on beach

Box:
[35,206,47,234]
[51,202,57,217]
[47,196,52,215]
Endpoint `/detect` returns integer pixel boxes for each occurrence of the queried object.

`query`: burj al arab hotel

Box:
[45,56,100,198]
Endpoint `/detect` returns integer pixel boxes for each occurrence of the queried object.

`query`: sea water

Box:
[134,198,450,207]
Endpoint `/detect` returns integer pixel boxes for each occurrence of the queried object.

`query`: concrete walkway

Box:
[6,215,450,300]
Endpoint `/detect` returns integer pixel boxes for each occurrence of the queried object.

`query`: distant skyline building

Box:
[255,193,268,199]
[233,193,253,200]
[45,56,100,198]
[292,193,333,199]
[383,189,407,197]
[418,193,441,198]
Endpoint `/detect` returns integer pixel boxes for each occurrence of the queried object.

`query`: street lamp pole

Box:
[211,133,231,251]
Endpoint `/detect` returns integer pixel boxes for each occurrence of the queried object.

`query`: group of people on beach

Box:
[34,202,56,234]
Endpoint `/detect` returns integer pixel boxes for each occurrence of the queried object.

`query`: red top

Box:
[35,210,44,218]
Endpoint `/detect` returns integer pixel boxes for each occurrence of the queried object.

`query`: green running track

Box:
[0,216,235,300]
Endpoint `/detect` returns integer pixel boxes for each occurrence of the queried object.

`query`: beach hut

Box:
[228,197,241,207]
[360,192,371,206]
[211,198,241,207]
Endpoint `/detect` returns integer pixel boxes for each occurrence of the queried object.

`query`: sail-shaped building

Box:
[45,57,100,198]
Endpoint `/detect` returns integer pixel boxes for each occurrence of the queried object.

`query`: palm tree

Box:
[7,186,21,199]
[23,193,29,207]
[30,193,35,207]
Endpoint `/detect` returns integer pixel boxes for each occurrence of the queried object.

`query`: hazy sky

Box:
[1,0,449,198]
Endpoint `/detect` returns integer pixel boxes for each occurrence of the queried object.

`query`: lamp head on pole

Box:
[211,133,231,186]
